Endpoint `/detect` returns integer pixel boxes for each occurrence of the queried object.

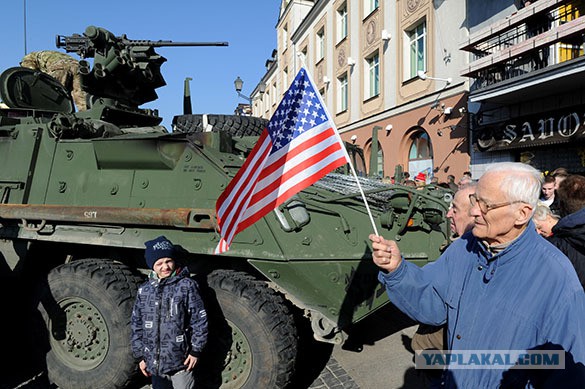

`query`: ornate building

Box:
[251,0,470,183]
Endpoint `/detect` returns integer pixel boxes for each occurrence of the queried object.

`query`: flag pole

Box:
[303,67,379,236]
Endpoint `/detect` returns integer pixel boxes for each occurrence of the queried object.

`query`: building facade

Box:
[463,0,585,177]
[251,0,471,184]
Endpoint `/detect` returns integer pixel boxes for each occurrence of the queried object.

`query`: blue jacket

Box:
[379,223,585,388]
[131,267,208,376]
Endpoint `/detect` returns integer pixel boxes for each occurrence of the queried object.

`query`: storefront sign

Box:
[474,110,585,151]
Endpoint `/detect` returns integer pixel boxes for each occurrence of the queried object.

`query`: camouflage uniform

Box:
[20,50,87,111]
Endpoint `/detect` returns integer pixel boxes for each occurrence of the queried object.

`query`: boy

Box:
[131,236,208,389]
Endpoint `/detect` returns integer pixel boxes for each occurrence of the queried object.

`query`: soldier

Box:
[20,50,87,111]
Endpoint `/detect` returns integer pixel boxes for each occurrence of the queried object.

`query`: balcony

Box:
[461,0,585,97]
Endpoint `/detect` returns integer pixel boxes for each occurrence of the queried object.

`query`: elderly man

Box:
[370,162,585,387]
[446,183,477,238]
[411,183,477,354]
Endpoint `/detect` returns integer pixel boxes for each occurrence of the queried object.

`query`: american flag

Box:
[214,67,350,254]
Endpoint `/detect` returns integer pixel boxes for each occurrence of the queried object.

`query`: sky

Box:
[1,1,280,129]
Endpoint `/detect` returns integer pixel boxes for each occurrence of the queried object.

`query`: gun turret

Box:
[55,26,228,108]
[56,26,228,59]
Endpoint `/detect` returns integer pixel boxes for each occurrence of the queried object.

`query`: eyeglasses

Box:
[469,193,524,214]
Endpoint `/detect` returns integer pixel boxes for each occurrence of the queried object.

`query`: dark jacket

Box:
[131,266,208,375]
[549,207,585,290]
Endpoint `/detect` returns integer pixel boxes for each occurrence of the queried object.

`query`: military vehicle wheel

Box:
[202,269,297,388]
[37,259,143,389]
[173,114,268,136]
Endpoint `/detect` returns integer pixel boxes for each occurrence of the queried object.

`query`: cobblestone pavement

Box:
[308,357,360,389]
[5,355,360,389]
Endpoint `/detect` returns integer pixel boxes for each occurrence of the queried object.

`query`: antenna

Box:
[23,0,28,55]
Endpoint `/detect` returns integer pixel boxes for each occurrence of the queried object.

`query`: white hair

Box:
[483,162,542,209]
[533,204,560,221]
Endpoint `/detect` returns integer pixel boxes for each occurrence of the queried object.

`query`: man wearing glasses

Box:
[370,162,585,387]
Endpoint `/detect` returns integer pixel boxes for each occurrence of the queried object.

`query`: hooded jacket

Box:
[378,224,585,388]
[131,266,208,376]
[548,207,585,290]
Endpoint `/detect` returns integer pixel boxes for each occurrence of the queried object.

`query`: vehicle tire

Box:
[199,269,298,388]
[37,259,143,389]
[172,114,268,136]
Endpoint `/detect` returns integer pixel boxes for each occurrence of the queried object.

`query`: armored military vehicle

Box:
[0,26,453,389]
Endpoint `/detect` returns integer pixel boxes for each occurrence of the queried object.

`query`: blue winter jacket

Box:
[379,223,585,388]
[131,266,208,376]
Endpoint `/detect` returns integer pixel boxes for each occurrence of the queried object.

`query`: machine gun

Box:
[56,26,228,59]
[55,26,228,108]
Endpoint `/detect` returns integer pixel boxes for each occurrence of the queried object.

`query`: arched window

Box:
[408,130,433,181]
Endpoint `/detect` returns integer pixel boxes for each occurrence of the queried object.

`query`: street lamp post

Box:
[233,76,266,116]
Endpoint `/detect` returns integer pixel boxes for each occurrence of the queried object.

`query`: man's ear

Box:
[515,204,534,226]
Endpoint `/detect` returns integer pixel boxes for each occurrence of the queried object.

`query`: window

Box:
[272,83,277,106]
[317,29,325,61]
[319,87,326,101]
[365,0,379,16]
[366,52,380,99]
[283,67,288,90]
[337,73,348,112]
[299,47,307,67]
[409,131,432,159]
[408,130,433,181]
[337,3,348,42]
[406,20,426,79]
[282,25,288,50]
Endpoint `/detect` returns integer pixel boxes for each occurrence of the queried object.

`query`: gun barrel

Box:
[127,40,229,47]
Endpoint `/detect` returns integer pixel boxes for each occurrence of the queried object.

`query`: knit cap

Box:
[415,172,427,182]
[144,236,175,269]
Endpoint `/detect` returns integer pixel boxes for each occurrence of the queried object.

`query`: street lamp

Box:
[417,70,452,85]
[233,76,266,103]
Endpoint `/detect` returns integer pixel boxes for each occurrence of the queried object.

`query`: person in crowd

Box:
[447,174,458,192]
[415,172,427,188]
[131,236,208,389]
[370,162,585,387]
[20,50,88,111]
[457,171,473,189]
[403,179,417,188]
[533,204,559,237]
[446,183,477,239]
[538,175,556,207]
[550,168,569,215]
[410,183,477,358]
[552,167,569,189]
[548,174,585,290]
